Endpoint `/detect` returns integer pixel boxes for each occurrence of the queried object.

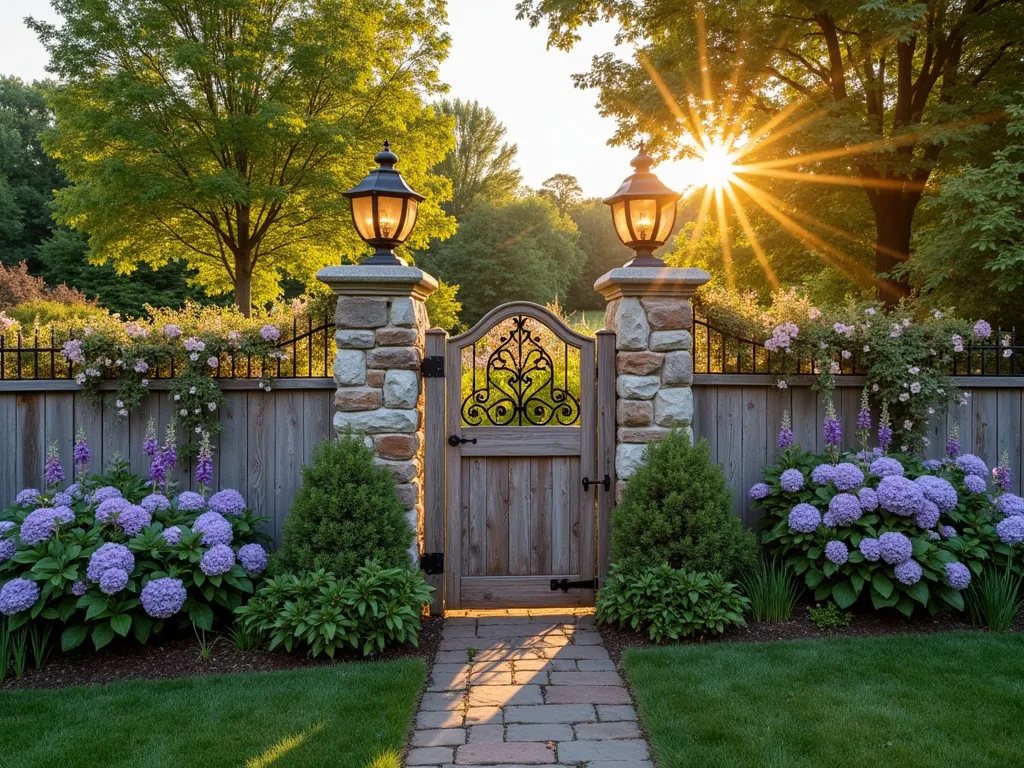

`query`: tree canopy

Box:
[32,0,457,315]
[431,98,522,217]
[420,197,584,325]
[518,0,1024,305]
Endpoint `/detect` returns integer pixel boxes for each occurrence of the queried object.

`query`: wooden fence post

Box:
[423,328,447,614]
[596,329,616,585]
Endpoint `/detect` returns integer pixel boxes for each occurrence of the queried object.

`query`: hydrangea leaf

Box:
[832,581,856,609]
[906,581,930,606]
[61,623,88,651]
[110,614,131,637]
[872,571,894,599]
[804,570,824,589]
[91,622,114,650]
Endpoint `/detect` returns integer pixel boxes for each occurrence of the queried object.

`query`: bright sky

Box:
[0,0,654,197]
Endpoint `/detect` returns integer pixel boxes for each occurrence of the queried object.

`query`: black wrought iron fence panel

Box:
[692,316,1021,377]
[0,315,336,381]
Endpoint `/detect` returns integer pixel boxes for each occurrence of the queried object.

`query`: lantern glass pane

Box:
[629,198,658,242]
[656,200,676,243]
[351,197,375,241]
[375,195,405,240]
[611,200,631,244]
[397,199,418,242]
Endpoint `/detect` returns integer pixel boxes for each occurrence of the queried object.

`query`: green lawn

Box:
[624,632,1024,768]
[0,660,425,768]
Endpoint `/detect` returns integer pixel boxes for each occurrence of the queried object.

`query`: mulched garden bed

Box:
[2,615,444,692]
[599,601,1024,665]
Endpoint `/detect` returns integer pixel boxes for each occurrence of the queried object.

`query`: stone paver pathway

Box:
[407,610,653,768]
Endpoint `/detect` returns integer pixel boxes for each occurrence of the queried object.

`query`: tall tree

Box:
[0,77,65,266]
[518,0,1024,305]
[32,0,456,315]
[565,197,633,310]
[540,173,583,214]
[420,197,584,325]
[432,98,522,217]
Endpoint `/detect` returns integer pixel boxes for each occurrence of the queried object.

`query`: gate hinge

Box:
[581,474,611,492]
[420,552,444,575]
[550,578,599,593]
[420,356,445,378]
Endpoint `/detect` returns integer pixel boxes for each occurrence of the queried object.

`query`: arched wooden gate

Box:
[423,302,614,610]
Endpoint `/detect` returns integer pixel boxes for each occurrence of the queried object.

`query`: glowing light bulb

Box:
[635,212,652,240]
[379,213,394,238]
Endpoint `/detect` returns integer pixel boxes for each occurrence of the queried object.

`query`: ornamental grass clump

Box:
[740,557,802,623]
[748,398,1012,618]
[0,434,269,653]
[611,432,756,579]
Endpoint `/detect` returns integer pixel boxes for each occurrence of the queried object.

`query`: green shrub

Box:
[808,602,852,629]
[741,556,803,622]
[611,432,756,578]
[966,563,1023,632]
[234,562,433,656]
[280,436,412,575]
[596,564,749,642]
[8,299,109,327]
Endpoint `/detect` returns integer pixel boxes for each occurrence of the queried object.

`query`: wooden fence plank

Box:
[596,330,616,585]
[997,389,1022,494]
[73,394,103,481]
[717,388,744,513]
[692,385,718,460]
[246,392,276,542]
[273,390,302,546]
[740,386,767,526]
[973,389,999,473]
[44,393,74,486]
[790,386,817,454]
[765,386,790,462]
[0,395,17,504]
[219,391,248,496]
[17,393,44,491]
[508,458,531,576]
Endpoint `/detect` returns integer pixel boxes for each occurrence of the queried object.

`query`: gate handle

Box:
[448,434,477,447]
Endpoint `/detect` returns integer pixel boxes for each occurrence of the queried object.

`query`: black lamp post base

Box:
[624,251,666,268]
[361,248,408,267]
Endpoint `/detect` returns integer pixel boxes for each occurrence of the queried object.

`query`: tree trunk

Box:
[872,191,914,307]
[234,252,252,317]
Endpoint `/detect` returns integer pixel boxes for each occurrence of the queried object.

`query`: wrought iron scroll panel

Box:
[460,314,582,427]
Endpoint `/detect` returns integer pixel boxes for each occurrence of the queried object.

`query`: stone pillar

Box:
[594,266,711,502]
[316,265,437,563]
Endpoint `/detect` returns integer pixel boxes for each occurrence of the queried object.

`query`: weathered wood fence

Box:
[694,375,1024,526]
[6,373,1024,540]
[0,380,334,546]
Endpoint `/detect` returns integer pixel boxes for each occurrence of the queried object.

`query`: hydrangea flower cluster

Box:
[859,538,881,562]
[99,567,130,594]
[877,475,925,517]
[141,493,170,513]
[140,578,187,619]
[19,506,76,545]
[915,500,941,530]
[831,463,864,491]
[956,454,988,477]
[96,496,131,523]
[0,578,40,615]
[193,512,233,546]
[810,464,834,485]
[780,469,804,492]
[237,543,268,576]
[87,542,135,583]
[914,476,958,513]
[964,474,987,494]
[788,503,821,533]
[176,491,207,511]
[894,559,922,585]
[163,526,182,545]
[945,562,971,590]
[209,489,246,516]
[824,540,848,565]
[825,494,862,526]
[996,516,1024,545]
[749,483,770,500]
[858,487,878,511]
[878,532,913,564]
[117,505,152,537]
[200,544,236,576]
[996,494,1024,517]
[92,486,123,504]
[15,488,40,506]
[870,457,904,477]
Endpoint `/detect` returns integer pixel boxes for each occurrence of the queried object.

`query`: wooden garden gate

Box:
[423,302,615,610]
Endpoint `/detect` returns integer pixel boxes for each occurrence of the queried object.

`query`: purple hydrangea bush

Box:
[0,432,268,649]
[748,417,1013,617]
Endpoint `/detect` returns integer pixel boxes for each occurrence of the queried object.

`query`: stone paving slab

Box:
[406,610,650,768]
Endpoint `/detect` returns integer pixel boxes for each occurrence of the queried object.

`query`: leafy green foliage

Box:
[424,279,463,332]
[280,436,413,575]
[565,197,634,311]
[519,0,1024,302]
[740,556,803,623]
[420,197,585,326]
[32,0,456,312]
[432,98,522,217]
[596,564,749,642]
[611,433,757,578]
[755,447,1007,618]
[905,99,1024,329]
[0,459,267,653]
[235,563,433,657]
[808,602,852,630]
[966,562,1023,633]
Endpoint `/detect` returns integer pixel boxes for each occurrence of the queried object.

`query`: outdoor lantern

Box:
[605,147,681,267]
[343,141,425,266]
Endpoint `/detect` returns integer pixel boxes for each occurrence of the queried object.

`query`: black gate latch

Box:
[581,474,611,492]
[420,356,445,377]
[420,553,444,575]
[550,578,599,592]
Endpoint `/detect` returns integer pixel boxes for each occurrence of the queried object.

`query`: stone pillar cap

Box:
[594,266,711,301]
[317,264,439,300]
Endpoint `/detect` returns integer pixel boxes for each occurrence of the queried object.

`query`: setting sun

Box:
[656,140,740,195]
